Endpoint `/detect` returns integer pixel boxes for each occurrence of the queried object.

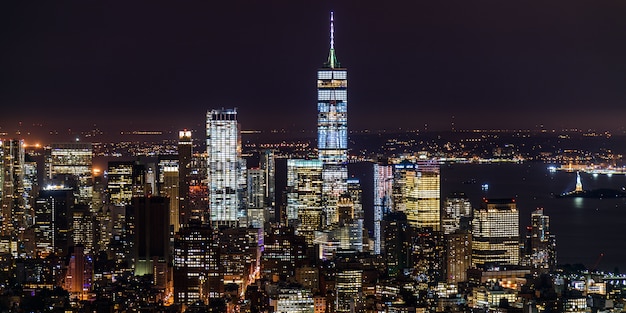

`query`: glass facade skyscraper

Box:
[206,108,245,228]
[318,12,348,226]
[373,163,393,255]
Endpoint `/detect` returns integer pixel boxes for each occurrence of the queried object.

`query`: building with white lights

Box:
[318,12,348,226]
[206,108,245,228]
[45,142,93,206]
[472,198,520,268]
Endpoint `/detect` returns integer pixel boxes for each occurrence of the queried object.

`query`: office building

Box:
[1,139,37,244]
[246,168,265,228]
[269,287,315,313]
[287,159,323,243]
[173,223,219,305]
[34,187,74,258]
[442,192,472,235]
[523,208,556,274]
[446,232,472,283]
[45,142,93,206]
[178,130,193,227]
[188,152,209,223]
[71,204,94,255]
[383,211,412,277]
[415,160,441,231]
[260,150,276,221]
[128,196,170,277]
[472,198,520,268]
[373,163,393,255]
[106,161,147,207]
[261,225,307,280]
[158,158,180,233]
[206,108,245,228]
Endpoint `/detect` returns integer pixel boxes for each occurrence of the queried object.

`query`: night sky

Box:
[2,1,626,137]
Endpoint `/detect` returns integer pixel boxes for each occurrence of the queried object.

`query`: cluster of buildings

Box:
[2,12,626,313]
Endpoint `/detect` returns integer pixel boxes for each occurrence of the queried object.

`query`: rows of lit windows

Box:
[318,70,347,80]
[317,90,347,101]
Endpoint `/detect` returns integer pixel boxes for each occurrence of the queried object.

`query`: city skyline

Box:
[1,7,626,310]
[3,1,626,139]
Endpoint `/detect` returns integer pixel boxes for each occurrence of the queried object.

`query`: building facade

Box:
[472,198,520,268]
[206,108,245,228]
[318,12,348,226]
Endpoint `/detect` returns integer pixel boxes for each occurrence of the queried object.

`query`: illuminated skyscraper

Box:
[415,160,440,231]
[1,139,25,238]
[446,232,472,283]
[106,161,146,207]
[178,130,193,227]
[173,223,218,305]
[373,163,393,255]
[318,12,348,226]
[158,158,180,233]
[45,142,93,206]
[260,150,276,222]
[246,168,265,228]
[442,192,472,235]
[287,159,323,244]
[472,198,520,268]
[206,108,245,228]
[523,208,556,274]
[392,160,440,231]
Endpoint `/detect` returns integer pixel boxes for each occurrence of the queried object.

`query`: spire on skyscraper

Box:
[326,11,340,68]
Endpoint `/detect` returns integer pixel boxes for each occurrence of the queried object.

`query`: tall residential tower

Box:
[318,12,348,226]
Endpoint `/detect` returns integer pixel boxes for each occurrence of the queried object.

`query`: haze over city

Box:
[2,1,626,139]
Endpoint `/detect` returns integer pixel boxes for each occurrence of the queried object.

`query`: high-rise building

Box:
[445,232,472,283]
[173,223,219,305]
[392,161,418,227]
[1,139,38,252]
[106,161,147,207]
[1,140,25,240]
[128,196,170,278]
[287,159,323,243]
[178,130,193,227]
[383,211,412,277]
[442,192,472,235]
[261,225,307,280]
[188,152,209,223]
[392,160,441,231]
[158,158,180,233]
[318,12,348,226]
[523,208,556,274]
[45,142,93,206]
[64,245,93,297]
[34,188,74,258]
[269,287,315,313]
[71,204,94,255]
[206,108,245,228]
[260,150,276,220]
[246,168,265,228]
[335,268,363,312]
[472,198,520,268]
[415,160,440,231]
[219,227,260,290]
[373,163,393,255]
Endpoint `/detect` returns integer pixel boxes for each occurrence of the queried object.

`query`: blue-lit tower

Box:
[318,12,348,225]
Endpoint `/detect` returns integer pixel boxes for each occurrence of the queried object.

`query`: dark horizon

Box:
[3,1,626,137]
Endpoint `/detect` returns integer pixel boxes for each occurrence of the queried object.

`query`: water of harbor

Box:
[441,162,626,273]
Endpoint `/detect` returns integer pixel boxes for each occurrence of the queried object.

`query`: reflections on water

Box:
[441,162,626,272]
